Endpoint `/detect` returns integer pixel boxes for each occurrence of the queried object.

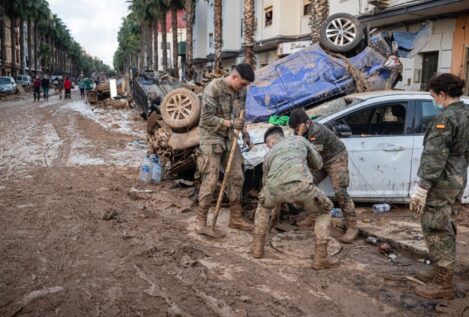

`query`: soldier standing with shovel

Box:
[195,64,255,237]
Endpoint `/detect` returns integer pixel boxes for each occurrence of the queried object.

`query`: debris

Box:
[418,258,432,265]
[174,179,193,187]
[331,207,343,218]
[138,155,152,183]
[405,275,425,285]
[372,203,391,213]
[16,85,25,95]
[103,209,117,220]
[378,242,392,254]
[388,253,397,262]
[366,236,380,245]
[129,187,154,200]
[4,286,64,317]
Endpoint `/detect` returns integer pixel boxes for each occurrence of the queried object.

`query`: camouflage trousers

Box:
[197,142,244,204]
[255,181,333,243]
[422,178,463,270]
[313,151,356,219]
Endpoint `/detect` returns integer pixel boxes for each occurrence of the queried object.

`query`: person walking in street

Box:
[64,76,72,99]
[195,63,255,237]
[288,109,358,243]
[78,76,85,99]
[33,75,41,101]
[251,126,339,270]
[57,78,64,99]
[410,73,469,300]
[41,75,50,101]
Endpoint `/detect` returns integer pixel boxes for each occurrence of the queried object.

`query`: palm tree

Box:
[310,0,329,43]
[165,0,184,78]
[0,3,6,75]
[213,0,222,73]
[184,0,195,79]
[243,0,255,68]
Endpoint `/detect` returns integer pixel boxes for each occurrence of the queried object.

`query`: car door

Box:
[321,99,414,200]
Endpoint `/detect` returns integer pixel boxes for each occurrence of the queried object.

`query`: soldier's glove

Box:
[243,132,253,152]
[410,185,428,214]
[232,118,245,130]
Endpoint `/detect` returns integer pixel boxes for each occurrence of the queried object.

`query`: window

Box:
[209,33,213,48]
[264,6,273,27]
[303,0,311,16]
[415,100,441,134]
[337,103,407,136]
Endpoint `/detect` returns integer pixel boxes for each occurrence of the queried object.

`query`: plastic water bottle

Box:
[138,155,152,183]
[150,154,161,183]
[330,207,343,218]
[372,203,391,213]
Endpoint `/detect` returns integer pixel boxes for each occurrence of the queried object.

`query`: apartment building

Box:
[329,0,469,91]
[0,16,21,76]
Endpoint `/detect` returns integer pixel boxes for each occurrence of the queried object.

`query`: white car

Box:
[244,91,469,204]
[0,76,17,94]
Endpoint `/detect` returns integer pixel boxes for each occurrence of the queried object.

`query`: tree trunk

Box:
[213,0,222,73]
[185,0,194,80]
[0,8,6,75]
[11,17,17,77]
[243,0,255,68]
[27,20,32,73]
[154,20,159,71]
[310,0,329,43]
[161,14,168,71]
[171,4,178,78]
[147,22,152,69]
[34,24,38,73]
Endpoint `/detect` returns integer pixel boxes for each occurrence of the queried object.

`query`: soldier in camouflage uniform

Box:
[251,126,339,270]
[410,73,469,300]
[288,109,358,243]
[195,64,255,236]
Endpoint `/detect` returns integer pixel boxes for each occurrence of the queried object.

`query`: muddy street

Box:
[0,91,468,317]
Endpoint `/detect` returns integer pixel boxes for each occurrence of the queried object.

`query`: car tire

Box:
[319,13,364,54]
[160,88,201,131]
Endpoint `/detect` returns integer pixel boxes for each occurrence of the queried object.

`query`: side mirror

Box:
[334,123,352,138]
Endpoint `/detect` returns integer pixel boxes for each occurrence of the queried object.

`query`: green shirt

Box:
[199,78,246,146]
[263,136,323,187]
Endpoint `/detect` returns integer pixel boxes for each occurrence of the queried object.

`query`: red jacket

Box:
[64,79,72,89]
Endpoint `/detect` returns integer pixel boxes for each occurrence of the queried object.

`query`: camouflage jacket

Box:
[307,121,346,164]
[418,101,469,189]
[263,136,323,187]
[199,78,246,146]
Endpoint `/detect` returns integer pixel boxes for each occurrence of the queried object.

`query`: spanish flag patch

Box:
[310,137,317,141]
[436,124,445,129]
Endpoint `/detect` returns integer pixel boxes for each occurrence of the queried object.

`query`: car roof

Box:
[346,90,431,100]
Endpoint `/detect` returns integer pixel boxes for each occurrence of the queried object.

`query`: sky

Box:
[48,0,129,68]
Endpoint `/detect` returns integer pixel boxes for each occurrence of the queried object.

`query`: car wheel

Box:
[319,13,364,54]
[160,88,201,131]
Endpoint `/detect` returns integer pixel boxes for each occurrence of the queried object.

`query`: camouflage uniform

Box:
[255,136,334,244]
[197,78,246,204]
[418,101,469,270]
[307,122,356,219]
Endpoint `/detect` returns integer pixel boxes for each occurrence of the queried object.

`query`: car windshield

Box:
[0,78,11,84]
[306,96,363,120]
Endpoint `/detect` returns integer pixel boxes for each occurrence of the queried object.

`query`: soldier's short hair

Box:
[264,126,284,143]
[234,63,255,82]
[288,109,309,129]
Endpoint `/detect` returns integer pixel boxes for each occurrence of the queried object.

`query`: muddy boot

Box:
[338,218,359,243]
[228,204,254,231]
[195,203,210,235]
[296,214,315,227]
[414,267,455,299]
[414,266,437,283]
[312,242,340,270]
[251,233,266,259]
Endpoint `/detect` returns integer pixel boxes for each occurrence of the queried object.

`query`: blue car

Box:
[246,15,432,122]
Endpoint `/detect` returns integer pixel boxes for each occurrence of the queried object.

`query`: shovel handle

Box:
[211,110,245,230]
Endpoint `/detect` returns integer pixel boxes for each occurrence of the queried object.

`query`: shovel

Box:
[208,110,245,235]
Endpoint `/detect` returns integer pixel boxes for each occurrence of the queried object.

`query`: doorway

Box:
[420,51,438,91]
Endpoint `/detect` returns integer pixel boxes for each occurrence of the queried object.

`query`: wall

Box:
[451,14,469,77]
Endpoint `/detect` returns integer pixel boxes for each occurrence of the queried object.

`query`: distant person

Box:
[57,78,64,99]
[41,75,50,101]
[64,76,72,99]
[33,75,41,101]
[78,77,85,99]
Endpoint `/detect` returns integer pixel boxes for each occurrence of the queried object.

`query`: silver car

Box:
[0,76,17,94]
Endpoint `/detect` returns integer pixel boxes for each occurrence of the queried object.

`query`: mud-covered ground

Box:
[1,91,468,317]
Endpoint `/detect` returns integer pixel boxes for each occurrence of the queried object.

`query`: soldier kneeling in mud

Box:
[251,126,339,270]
